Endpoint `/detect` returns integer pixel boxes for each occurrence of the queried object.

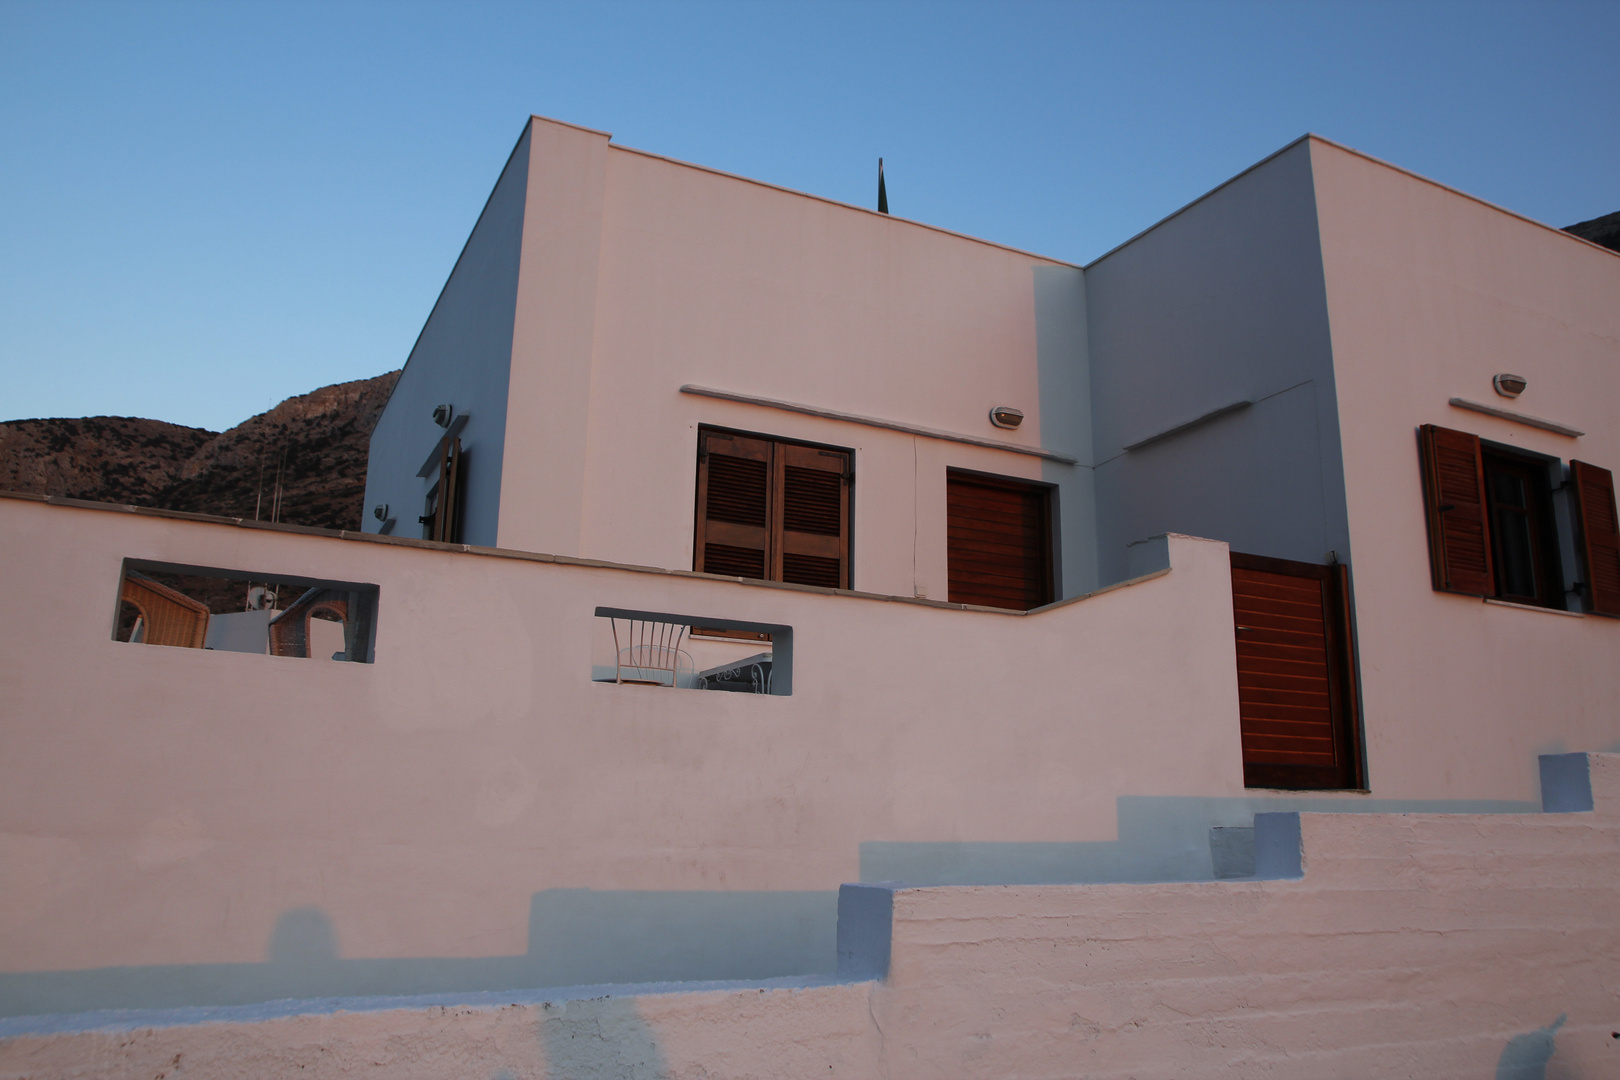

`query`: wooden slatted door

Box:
[946,470,1054,610]
[1231,552,1361,790]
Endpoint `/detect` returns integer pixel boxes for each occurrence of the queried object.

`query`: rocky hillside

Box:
[1565,210,1620,253]
[0,371,400,532]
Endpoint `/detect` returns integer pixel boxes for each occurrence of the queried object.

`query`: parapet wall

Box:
[5,753,1615,1078]
[0,495,1248,1015]
[862,751,1620,1078]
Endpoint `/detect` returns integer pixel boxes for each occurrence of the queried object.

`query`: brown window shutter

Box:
[695,431,773,580]
[777,443,850,589]
[1571,460,1620,617]
[429,437,464,543]
[1418,424,1493,596]
[442,437,463,544]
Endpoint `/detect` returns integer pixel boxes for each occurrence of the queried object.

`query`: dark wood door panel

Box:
[946,472,1054,611]
[1231,552,1361,790]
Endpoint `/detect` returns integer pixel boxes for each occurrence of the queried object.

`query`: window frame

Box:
[1479,445,1564,608]
[692,425,854,591]
[421,436,464,544]
[1417,423,1612,614]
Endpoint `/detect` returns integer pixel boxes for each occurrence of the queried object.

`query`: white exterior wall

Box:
[0,497,1238,1015]
[361,127,530,548]
[572,138,1093,598]
[1085,139,1350,585]
[1311,139,1620,800]
[8,756,1617,1078]
[369,117,1097,600]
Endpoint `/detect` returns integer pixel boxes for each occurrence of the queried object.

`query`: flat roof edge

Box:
[529,112,614,139]
[1085,135,1315,268]
[1087,133,1620,267]
[606,142,1078,268]
[1304,134,1620,259]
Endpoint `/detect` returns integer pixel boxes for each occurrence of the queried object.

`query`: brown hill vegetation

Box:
[0,371,399,532]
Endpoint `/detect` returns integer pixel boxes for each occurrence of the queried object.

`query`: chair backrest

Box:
[610,618,692,687]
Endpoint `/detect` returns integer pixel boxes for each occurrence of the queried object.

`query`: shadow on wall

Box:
[0,785,1558,1019]
[860,792,1539,885]
[1497,1014,1565,1080]
[0,890,836,1019]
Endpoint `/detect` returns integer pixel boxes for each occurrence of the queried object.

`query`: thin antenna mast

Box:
[254,443,266,521]
[271,445,286,524]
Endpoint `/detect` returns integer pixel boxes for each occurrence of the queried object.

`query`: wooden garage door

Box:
[947,471,1054,610]
[1231,552,1361,790]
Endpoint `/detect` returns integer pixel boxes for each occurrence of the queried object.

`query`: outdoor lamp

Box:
[1493,374,1527,398]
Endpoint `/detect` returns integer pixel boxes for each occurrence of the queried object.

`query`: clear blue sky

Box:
[2,0,1615,432]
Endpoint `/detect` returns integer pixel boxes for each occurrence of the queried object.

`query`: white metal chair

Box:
[610,618,694,687]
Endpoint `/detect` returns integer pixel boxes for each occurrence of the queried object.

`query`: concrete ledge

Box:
[1540,752,1594,812]
[0,974,854,1038]
[1252,811,1303,879]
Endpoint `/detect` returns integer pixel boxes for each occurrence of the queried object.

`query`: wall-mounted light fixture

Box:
[373,504,389,522]
[1493,374,1527,399]
[432,404,455,428]
[989,406,1025,430]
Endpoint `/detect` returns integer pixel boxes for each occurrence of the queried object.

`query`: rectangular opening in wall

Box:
[591,606,792,695]
[114,560,379,663]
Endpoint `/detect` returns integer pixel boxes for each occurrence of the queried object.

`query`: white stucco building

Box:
[2,116,1617,1073]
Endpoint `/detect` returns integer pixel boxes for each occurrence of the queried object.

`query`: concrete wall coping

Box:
[0,975,856,1038]
[0,488,1176,616]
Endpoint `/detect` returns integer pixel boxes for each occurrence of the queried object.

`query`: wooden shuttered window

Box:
[1572,461,1620,617]
[946,471,1054,611]
[423,436,464,544]
[1418,424,1493,596]
[694,428,851,589]
[1231,553,1361,790]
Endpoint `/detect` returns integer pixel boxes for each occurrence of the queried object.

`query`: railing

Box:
[593,606,793,695]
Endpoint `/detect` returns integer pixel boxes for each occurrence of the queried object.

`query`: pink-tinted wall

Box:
[0,497,1243,1014]
[484,117,1094,599]
[7,755,1614,1077]
[1312,138,1620,802]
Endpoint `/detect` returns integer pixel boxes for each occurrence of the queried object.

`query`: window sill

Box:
[1483,597,1584,618]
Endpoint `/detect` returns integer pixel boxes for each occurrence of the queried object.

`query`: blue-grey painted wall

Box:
[1033,264,1099,597]
[1084,139,1350,584]
[362,126,531,547]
